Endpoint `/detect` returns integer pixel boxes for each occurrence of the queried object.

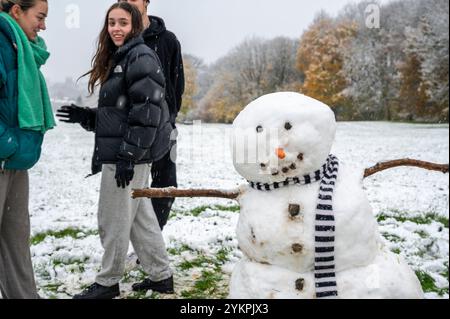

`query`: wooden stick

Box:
[132,187,240,200]
[133,159,449,199]
[364,159,449,178]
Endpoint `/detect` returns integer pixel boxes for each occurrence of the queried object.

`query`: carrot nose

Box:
[276,148,286,160]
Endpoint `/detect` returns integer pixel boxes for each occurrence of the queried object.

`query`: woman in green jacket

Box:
[0,0,54,299]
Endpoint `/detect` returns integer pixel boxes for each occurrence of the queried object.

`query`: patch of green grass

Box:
[194,271,223,292]
[169,205,240,220]
[178,255,214,271]
[50,257,89,274]
[168,244,194,256]
[43,283,63,293]
[377,211,449,228]
[176,247,231,299]
[416,270,449,296]
[177,247,231,272]
[216,248,231,264]
[122,269,147,284]
[190,206,211,217]
[381,232,405,243]
[168,208,183,220]
[414,230,429,239]
[180,270,226,299]
[214,205,240,213]
[52,257,88,267]
[31,228,98,245]
[124,290,159,299]
[42,281,71,297]
[188,204,241,216]
[434,215,449,228]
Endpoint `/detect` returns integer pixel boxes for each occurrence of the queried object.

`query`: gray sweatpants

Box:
[95,164,172,287]
[0,170,39,299]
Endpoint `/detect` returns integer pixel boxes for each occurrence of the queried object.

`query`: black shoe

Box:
[73,283,120,299]
[132,276,174,294]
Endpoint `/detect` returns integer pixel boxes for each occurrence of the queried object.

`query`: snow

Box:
[11,118,448,299]
[163,210,239,253]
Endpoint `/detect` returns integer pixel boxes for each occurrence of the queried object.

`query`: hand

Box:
[56,104,91,124]
[115,159,135,189]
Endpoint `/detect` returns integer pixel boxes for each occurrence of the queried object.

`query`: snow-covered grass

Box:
[23,122,450,299]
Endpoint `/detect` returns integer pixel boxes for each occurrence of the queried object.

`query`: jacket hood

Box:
[143,15,166,39]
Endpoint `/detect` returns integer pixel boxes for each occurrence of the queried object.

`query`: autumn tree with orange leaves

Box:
[296,13,357,113]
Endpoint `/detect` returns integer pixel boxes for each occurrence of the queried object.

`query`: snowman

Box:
[228,92,424,299]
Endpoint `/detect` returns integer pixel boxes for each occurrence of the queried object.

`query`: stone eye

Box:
[256,125,264,133]
[285,122,292,130]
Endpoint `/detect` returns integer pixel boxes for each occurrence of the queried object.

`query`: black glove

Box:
[56,104,92,124]
[115,159,135,189]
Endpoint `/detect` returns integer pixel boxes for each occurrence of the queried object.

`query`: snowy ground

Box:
[19,122,449,299]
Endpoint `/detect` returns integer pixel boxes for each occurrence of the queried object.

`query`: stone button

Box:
[295,278,305,291]
[292,243,304,253]
[289,204,301,217]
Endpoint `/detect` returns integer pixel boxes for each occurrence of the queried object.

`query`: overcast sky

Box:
[41,0,391,83]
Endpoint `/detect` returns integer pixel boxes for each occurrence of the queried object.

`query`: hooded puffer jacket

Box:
[91,35,173,175]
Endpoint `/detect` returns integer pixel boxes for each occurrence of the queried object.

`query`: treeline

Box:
[180,0,449,123]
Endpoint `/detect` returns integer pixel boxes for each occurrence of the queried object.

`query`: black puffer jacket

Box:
[91,35,173,175]
[143,16,184,124]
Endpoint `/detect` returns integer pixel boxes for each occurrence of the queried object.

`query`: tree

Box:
[266,37,303,91]
[398,52,429,117]
[196,77,242,123]
[340,0,448,121]
[196,36,302,122]
[179,56,198,119]
[414,0,449,116]
[296,13,357,116]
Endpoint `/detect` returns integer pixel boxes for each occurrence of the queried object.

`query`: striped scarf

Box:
[248,154,339,299]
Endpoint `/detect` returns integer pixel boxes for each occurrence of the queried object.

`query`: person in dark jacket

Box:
[56,2,174,299]
[120,0,184,230]
[0,0,54,299]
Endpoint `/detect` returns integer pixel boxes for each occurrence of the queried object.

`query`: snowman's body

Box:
[229,92,423,299]
[236,164,380,274]
[229,252,424,299]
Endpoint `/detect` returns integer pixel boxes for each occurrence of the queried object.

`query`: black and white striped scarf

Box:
[248,154,339,299]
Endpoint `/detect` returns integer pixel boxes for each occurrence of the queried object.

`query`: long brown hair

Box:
[82,2,143,94]
[0,0,47,12]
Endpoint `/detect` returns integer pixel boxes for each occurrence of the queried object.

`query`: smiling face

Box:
[108,8,133,47]
[10,1,48,41]
[232,92,336,184]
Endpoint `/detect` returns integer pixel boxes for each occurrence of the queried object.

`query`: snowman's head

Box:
[232,92,336,184]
